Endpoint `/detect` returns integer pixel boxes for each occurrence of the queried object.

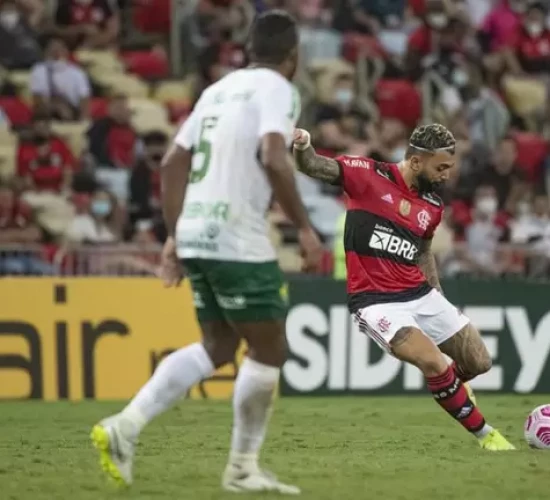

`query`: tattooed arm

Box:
[292,129,341,184]
[418,238,442,292]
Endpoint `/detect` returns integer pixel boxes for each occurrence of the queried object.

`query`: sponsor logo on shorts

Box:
[368,230,418,261]
[193,292,205,308]
[217,294,246,310]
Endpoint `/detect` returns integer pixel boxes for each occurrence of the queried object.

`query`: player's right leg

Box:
[356,305,514,451]
[90,259,240,486]
[204,260,299,495]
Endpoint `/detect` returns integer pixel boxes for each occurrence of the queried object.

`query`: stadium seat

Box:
[89,97,109,119]
[375,79,421,128]
[153,79,194,104]
[7,70,30,99]
[96,73,150,98]
[0,144,17,179]
[342,33,387,63]
[132,0,171,33]
[129,98,172,133]
[120,50,170,80]
[75,50,124,72]
[51,121,90,157]
[513,132,548,183]
[0,97,32,127]
[166,100,191,123]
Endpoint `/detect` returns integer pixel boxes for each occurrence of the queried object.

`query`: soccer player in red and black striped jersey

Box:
[293,123,515,451]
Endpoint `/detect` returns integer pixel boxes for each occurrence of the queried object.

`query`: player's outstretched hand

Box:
[158,236,184,287]
[298,227,323,274]
[293,128,311,150]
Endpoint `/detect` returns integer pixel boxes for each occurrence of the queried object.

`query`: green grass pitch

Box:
[1,396,549,500]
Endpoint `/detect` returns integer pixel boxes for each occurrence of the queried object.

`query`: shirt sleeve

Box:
[174,108,201,150]
[256,78,297,147]
[334,155,373,198]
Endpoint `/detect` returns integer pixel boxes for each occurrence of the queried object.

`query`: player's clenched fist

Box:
[293,128,311,150]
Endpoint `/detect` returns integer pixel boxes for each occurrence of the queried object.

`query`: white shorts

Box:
[353,289,469,352]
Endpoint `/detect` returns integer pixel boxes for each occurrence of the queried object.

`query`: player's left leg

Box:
[413,290,515,450]
[438,322,492,382]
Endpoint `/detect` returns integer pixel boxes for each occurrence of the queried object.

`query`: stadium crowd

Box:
[1,0,550,278]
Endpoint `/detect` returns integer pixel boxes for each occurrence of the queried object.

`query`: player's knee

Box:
[473,352,492,376]
[202,335,240,368]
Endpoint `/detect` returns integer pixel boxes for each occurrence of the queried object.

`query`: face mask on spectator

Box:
[427,13,448,30]
[452,68,469,87]
[526,22,544,37]
[510,0,527,13]
[476,197,498,217]
[91,199,112,218]
[0,10,19,29]
[335,88,353,107]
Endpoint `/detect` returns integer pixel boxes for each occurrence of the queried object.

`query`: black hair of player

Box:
[405,123,456,158]
[246,10,298,80]
[405,123,456,193]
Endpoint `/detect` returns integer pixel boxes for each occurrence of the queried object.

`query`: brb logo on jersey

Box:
[368,227,418,261]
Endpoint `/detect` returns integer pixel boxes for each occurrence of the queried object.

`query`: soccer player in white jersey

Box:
[90,10,322,495]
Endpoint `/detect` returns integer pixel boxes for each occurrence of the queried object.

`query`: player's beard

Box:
[416,171,443,194]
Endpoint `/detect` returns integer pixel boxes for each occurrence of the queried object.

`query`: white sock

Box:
[229,357,280,468]
[121,343,214,435]
[474,423,493,439]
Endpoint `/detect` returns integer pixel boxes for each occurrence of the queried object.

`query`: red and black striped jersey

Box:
[335,155,444,311]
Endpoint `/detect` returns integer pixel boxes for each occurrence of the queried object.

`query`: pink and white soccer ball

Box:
[524,405,550,449]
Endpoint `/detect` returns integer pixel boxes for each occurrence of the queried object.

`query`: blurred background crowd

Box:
[1,0,550,279]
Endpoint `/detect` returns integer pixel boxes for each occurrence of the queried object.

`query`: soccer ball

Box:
[524,405,550,449]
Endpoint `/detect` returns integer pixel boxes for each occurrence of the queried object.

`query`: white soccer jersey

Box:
[174,68,300,262]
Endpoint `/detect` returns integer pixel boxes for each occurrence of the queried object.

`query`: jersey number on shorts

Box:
[190,116,219,184]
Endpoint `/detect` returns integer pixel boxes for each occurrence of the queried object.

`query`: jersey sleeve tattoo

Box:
[418,238,441,291]
[293,146,341,183]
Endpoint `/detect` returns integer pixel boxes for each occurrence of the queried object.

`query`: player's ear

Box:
[410,155,422,172]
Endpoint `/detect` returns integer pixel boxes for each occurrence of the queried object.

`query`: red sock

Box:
[427,366,486,434]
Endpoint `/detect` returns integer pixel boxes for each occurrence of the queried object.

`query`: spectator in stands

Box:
[352,0,406,33]
[313,73,369,155]
[369,118,409,163]
[17,113,76,193]
[67,187,121,243]
[480,0,525,53]
[460,184,512,276]
[127,130,168,239]
[16,0,45,29]
[0,180,53,275]
[29,36,91,121]
[86,94,137,168]
[406,0,467,79]
[453,58,510,150]
[505,1,550,75]
[0,0,41,70]
[476,136,529,213]
[53,0,120,50]
[510,193,550,276]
